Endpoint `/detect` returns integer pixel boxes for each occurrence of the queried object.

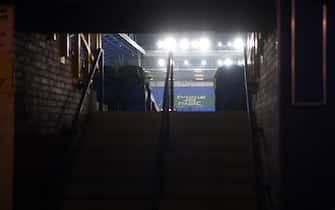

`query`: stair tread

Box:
[62,112,256,209]
[62,199,257,210]
[66,182,256,199]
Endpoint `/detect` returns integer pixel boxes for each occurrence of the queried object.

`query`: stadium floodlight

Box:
[184,60,189,65]
[199,38,210,50]
[217,42,222,47]
[158,59,165,67]
[194,69,203,73]
[194,74,204,77]
[191,40,200,49]
[227,41,232,47]
[201,60,207,66]
[195,78,204,81]
[164,37,177,52]
[180,39,189,50]
[224,58,233,66]
[233,38,244,50]
[217,60,223,66]
[157,40,164,49]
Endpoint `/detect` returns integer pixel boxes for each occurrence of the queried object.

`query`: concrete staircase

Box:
[62,112,256,210]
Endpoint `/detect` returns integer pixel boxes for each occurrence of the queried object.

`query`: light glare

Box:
[184,60,189,65]
[180,39,189,49]
[194,69,203,73]
[158,59,165,66]
[164,37,177,52]
[199,38,210,50]
[195,78,204,81]
[201,60,207,66]
[224,58,233,66]
[191,40,200,49]
[157,40,164,49]
[233,38,244,50]
[238,60,245,66]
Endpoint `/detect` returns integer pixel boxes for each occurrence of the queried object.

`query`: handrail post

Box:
[99,49,105,111]
[162,52,174,112]
[72,48,103,128]
[170,55,174,111]
[152,52,174,210]
[243,46,268,210]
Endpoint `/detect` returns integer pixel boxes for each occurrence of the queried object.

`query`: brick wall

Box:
[14,33,95,136]
[250,32,281,206]
[13,33,97,210]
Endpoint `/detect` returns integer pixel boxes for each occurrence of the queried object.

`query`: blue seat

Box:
[214,65,247,111]
[118,65,146,111]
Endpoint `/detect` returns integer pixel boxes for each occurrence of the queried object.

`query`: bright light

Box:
[195,78,204,81]
[194,74,204,77]
[217,60,223,66]
[224,58,233,66]
[217,41,222,47]
[194,69,203,73]
[238,60,245,66]
[158,59,165,66]
[180,39,189,49]
[201,60,207,66]
[227,41,232,47]
[191,40,200,49]
[184,60,189,65]
[164,37,177,52]
[199,38,210,50]
[233,38,244,50]
[157,40,164,49]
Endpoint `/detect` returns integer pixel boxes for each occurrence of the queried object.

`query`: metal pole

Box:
[170,55,174,111]
[243,46,264,210]
[99,49,105,111]
[72,49,102,127]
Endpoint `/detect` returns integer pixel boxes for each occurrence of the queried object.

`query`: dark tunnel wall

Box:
[4,0,335,209]
[280,0,335,209]
[247,31,281,207]
[13,0,276,32]
[13,33,97,210]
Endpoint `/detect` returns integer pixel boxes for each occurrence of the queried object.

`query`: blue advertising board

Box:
[151,86,215,112]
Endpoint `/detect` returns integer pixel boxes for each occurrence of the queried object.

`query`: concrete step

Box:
[70,166,253,185]
[71,149,253,178]
[169,135,251,149]
[65,180,255,199]
[159,199,257,210]
[62,199,152,210]
[80,134,159,147]
[89,112,161,122]
[62,199,257,210]
[86,112,161,135]
[80,134,250,153]
[170,112,249,135]
[86,112,249,136]
[63,112,256,209]
[65,180,154,199]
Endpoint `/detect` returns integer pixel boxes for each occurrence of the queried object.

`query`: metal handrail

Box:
[243,46,274,210]
[50,48,105,210]
[72,48,105,128]
[162,52,174,112]
[152,52,174,210]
